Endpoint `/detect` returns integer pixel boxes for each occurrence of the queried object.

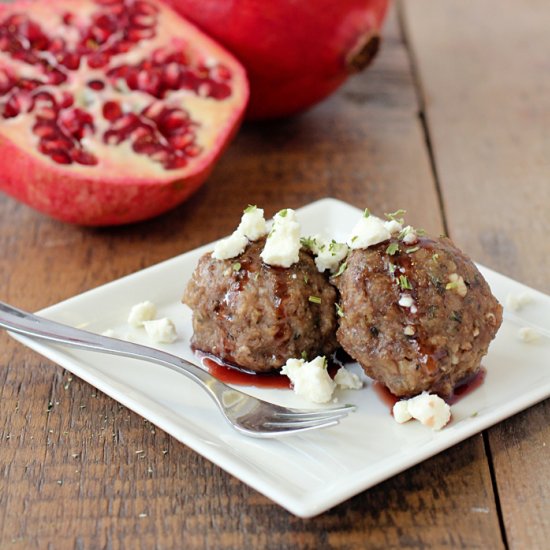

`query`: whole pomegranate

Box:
[164,0,389,119]
[0,0,248,225]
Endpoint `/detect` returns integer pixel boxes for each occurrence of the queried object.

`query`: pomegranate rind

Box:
[0,0,249,225]
[164,0,388,119]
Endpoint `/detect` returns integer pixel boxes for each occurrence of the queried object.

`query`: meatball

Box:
[183,237,338,372]
[333,236,502,397]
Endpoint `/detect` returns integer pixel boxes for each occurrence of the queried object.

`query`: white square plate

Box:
[10,198,550,517]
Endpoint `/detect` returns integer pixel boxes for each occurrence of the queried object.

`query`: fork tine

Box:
[264,412,350,429]
[274,404,356,419]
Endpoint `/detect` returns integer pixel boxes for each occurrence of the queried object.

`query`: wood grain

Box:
[0,3,528,548]
[401,0,550,547]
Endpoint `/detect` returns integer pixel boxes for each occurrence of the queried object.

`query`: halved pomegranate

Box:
[0,0,248,225]
[164,0,389,119]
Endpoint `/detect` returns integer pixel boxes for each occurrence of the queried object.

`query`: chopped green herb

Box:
[308,295,322,304]
[254,272,260,281]
[363,208,371,218]
[351,235,358,243]
[232,262,241,271]
[301,351,308,361]
[278,208,288,218]
[333,261,347,278]
[446,281,459,291]
[471,411,479,418]
[386,242,399,256]
[416,228,427,236]
[335,303,345,318]
[244,204,257,213]
[432,253,439,262]
[322,356,328,369]
[385,209,406,223]
[389,263,397,274]
[303,274,309,284]
[399,275,412,290]
[300,236,316,250]
[406,246,420,254]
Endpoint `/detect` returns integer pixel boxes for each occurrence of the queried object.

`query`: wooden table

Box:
[1,1,549,547]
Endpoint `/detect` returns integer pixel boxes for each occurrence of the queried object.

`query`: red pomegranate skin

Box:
[0,0,249,225]
[165,0,389,119]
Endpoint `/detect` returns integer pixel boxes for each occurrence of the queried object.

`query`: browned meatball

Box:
[333,236,502,397]
[183,237,338,372]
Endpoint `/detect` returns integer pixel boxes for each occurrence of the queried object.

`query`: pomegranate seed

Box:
[184,144,202,158]
[210,64,232,82]
[103,130,124,145]
[32,121,60,138]
[72,149,98,166]
[150,148,169,162]
[136,70,160,96]
[60,92,74,109]
[90,25,110,45]
[46,68,67,86]
[0,71,13,95]
[40,136,73,153]
[18,78,42,92]
[165,156,188,170]
[102,100,122,121]
[48,37,66,53]
[110,113,139,133]
[141,101,164,121]
[61,52,81,71]
[132,136,161,155]
[1,96,20,118]
[133,1,159,16]
[162,63,180,88]
[62,12,74,25]
[87,80,105,91]
[130,125,155,140]
[159,109,188,132]
[49,150,72,165]
[168,133,194,150]
[209,81,232,100]
[127,27,155,42]
[87,52,110,69]
[130,14,157,29]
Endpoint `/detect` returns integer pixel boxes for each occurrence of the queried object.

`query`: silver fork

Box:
[0,301,355,438]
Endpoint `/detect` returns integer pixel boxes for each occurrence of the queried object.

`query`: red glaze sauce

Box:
[374,367,487,411]
[199,353,291,389]
[197,350,341,389]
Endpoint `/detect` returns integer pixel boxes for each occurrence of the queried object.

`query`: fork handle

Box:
[0,300,214,388]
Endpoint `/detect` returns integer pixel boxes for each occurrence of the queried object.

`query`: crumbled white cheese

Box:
[211,231,248,260]
[261,209,301,268]
[384,219,403,235]
[347,214,392,249]
[393,400,413,423]
[128,301,157,327]
[143,318,178,344]
[393,392,451,430]
[305,234,349,273]
[401,226,418,245]
[506,292,534,312]
[518,327,540,343]
[447,273,468,297]
[281,356,336,404]
[236,205,267,241]
[404,325,415,336]
[334,367,363,390]
[398,294,414,308]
